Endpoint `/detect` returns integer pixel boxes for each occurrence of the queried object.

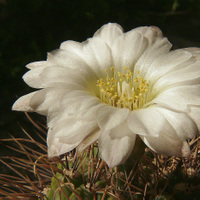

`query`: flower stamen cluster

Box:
[97,67,149,110]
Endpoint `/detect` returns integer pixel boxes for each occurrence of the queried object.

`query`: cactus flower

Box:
[13,23,200,168]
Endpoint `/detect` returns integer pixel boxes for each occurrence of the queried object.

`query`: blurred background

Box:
[1,0,200,139]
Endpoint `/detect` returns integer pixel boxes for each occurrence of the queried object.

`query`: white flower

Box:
[12,23,200,168]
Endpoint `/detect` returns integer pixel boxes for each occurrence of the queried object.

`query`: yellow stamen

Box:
[96,67,150,111]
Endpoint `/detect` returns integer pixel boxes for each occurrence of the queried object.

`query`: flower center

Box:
[96,67,150,111]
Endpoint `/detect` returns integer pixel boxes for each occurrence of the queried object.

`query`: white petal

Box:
[12,92,36,112]
[140,133,190,157]
[153,107,198,139]
[99,126,136,168]
[56,120,97,142]
[93,23,124,47]
[23,66,90,90]
[47,114,98,158]
[127,107,166,137]
[135,28,172,76]
[79,37,112,78]
[188,106,200,132]
[77,128,101,152]
[97,105,129,131]
[151,49,200,91]
[60,91,101,117]
[48,48,96,76]
[23,67,46,88]
[138,112,191,158]
[26,61,52,69]
[48,113,97,140]
[145,50,192,83]
[76,100,102,121]
[183,47,200,55]
[59,37,112,78]
[153,59,200,91]
[29,88,66,115]
[135,26,164,41]
[47,132,80,158]
[112,30,148,70]
[152,85,200,112]
[47,93,99,128]
[108,121,131,138]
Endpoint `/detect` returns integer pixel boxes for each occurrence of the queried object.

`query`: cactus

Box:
[0,113,200,199]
